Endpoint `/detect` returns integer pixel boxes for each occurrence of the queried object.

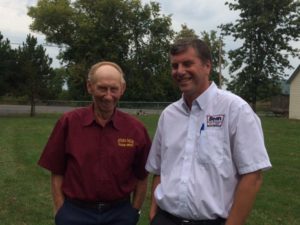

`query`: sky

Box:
[0,0,299,77]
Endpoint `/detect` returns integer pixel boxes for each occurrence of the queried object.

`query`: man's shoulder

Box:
[216,89,255,118]
[59,106,91,122]
[64,106,89,116]
[217,89,248,106]
[161,99,185,114]
[115,109,146,127]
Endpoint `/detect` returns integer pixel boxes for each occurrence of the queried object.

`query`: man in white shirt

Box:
[146,38,271,225]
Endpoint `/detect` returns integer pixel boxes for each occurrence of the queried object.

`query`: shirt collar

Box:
[82,104,120,130]
[180,82,218,112]
[196,82,218,110]
[82,104,95,126]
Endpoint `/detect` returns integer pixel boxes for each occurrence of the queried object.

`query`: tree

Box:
[200,30,227,87]
[16,34,53,116]
[124,1,176,101]
[47,67,66,99]
[174,24,199,41]
[28,0,175,101]
[0,32,16,96]
[220,0,300,111]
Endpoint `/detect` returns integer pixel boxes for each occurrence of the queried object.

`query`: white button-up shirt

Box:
[146,82,271,220]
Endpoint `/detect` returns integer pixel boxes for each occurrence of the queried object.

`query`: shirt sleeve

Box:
[133,125,152,179]
[38,116,68,175]
[145,113,164,175]
[230,104,272,174]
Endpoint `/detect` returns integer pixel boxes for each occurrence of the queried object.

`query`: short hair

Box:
[170,38,212,64]
[87,61,126,84]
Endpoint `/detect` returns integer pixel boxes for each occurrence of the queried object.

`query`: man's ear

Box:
[205,61,212,75]
[121,83,126,95]
[87,80,92,94]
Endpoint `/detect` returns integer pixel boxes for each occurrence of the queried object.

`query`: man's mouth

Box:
[177,76,192,83]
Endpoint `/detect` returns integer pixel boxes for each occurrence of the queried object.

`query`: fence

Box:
[0,100,172,115]
[42,100,172,109]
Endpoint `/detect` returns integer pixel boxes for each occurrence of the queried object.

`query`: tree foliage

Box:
[28,0,177,101]
[174,24,199,41]
[16,34,53,116]
[200,30,227,87]
[0,32,16,96]
[220,0,300,111]
[48,67,66,99]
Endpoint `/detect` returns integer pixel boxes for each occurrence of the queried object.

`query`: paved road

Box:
[0,104,76,115]
[0,104,162,115]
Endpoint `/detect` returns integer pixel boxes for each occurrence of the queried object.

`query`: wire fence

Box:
[0,100,172,115]
[0,99,289,117]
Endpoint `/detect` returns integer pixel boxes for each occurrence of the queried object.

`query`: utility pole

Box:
[218,37,222,89]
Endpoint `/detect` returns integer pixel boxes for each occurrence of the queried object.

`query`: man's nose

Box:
[177,64,185,75]
[104,89,113,99]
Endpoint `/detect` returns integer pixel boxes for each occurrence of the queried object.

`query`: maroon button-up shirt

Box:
[38,105,151,202]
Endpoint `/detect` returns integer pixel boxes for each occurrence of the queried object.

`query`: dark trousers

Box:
[55,199,139,225]
[150,208,226,225]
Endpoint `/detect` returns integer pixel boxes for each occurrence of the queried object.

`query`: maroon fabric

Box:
[38,105,151,202]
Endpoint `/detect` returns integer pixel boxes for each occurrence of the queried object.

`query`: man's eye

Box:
[111,87,118,93]
[183,62,192,67]
[98,87,106,92]
[172,64,178,69]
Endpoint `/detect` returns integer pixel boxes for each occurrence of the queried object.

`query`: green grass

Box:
[0,114,299,225]
[247,117,300,225]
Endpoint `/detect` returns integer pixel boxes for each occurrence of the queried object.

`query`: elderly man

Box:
[39,61,151,225]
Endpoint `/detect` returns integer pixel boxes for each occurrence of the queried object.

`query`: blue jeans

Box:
[55,199,140,225]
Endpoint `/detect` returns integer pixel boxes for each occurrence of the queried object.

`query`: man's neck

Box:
[94,109,114,126]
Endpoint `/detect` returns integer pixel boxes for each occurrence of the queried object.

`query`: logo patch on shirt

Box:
[117,138,134,148]
[207,115,225,127]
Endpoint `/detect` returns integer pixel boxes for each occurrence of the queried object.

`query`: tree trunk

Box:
[30,97,36,117]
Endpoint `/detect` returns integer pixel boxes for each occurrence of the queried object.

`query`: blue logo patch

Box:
[206,115,225,127]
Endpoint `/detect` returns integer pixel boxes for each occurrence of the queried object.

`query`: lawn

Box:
[0,114,299,225]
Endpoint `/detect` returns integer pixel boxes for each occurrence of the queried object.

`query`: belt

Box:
[159,208,226,225]
[65,197,130,212]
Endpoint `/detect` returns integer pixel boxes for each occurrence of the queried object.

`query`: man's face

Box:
[87,65,125,115]
[171,47,211,102]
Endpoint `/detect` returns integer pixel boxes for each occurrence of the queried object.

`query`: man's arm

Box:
[51,173,65,214]
[132,176,148,210]
[149,175,161,221]
[225,170,263,225]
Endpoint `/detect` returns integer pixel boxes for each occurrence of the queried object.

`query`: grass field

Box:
[0,114,299,225]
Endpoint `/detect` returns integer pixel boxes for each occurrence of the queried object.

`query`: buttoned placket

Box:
[178,101,203,212]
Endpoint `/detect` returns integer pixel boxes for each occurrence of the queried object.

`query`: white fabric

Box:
[146,82,271,220]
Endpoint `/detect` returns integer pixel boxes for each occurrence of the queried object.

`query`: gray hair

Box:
[87,61,126,84]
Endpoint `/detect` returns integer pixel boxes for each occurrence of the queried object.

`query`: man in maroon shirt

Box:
[38,61,151,225]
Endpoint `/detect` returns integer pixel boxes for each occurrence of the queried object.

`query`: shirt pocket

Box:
[197,129,225,166]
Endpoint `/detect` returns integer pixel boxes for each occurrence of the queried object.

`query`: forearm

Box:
[51,173,65,214]
[226,171,263,225]
[149,174,161,220]
[132,176,148,210]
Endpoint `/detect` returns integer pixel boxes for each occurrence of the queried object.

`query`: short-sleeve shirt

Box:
[146,82,271,220]
[39,105,151,202]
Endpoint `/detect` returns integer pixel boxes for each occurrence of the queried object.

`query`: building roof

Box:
[288,64,300,83]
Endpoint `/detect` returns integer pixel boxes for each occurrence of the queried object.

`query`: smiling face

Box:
[171,46,211,106]
[87,64,125,117]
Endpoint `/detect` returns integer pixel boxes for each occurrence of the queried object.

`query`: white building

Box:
[288,65,300,120]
